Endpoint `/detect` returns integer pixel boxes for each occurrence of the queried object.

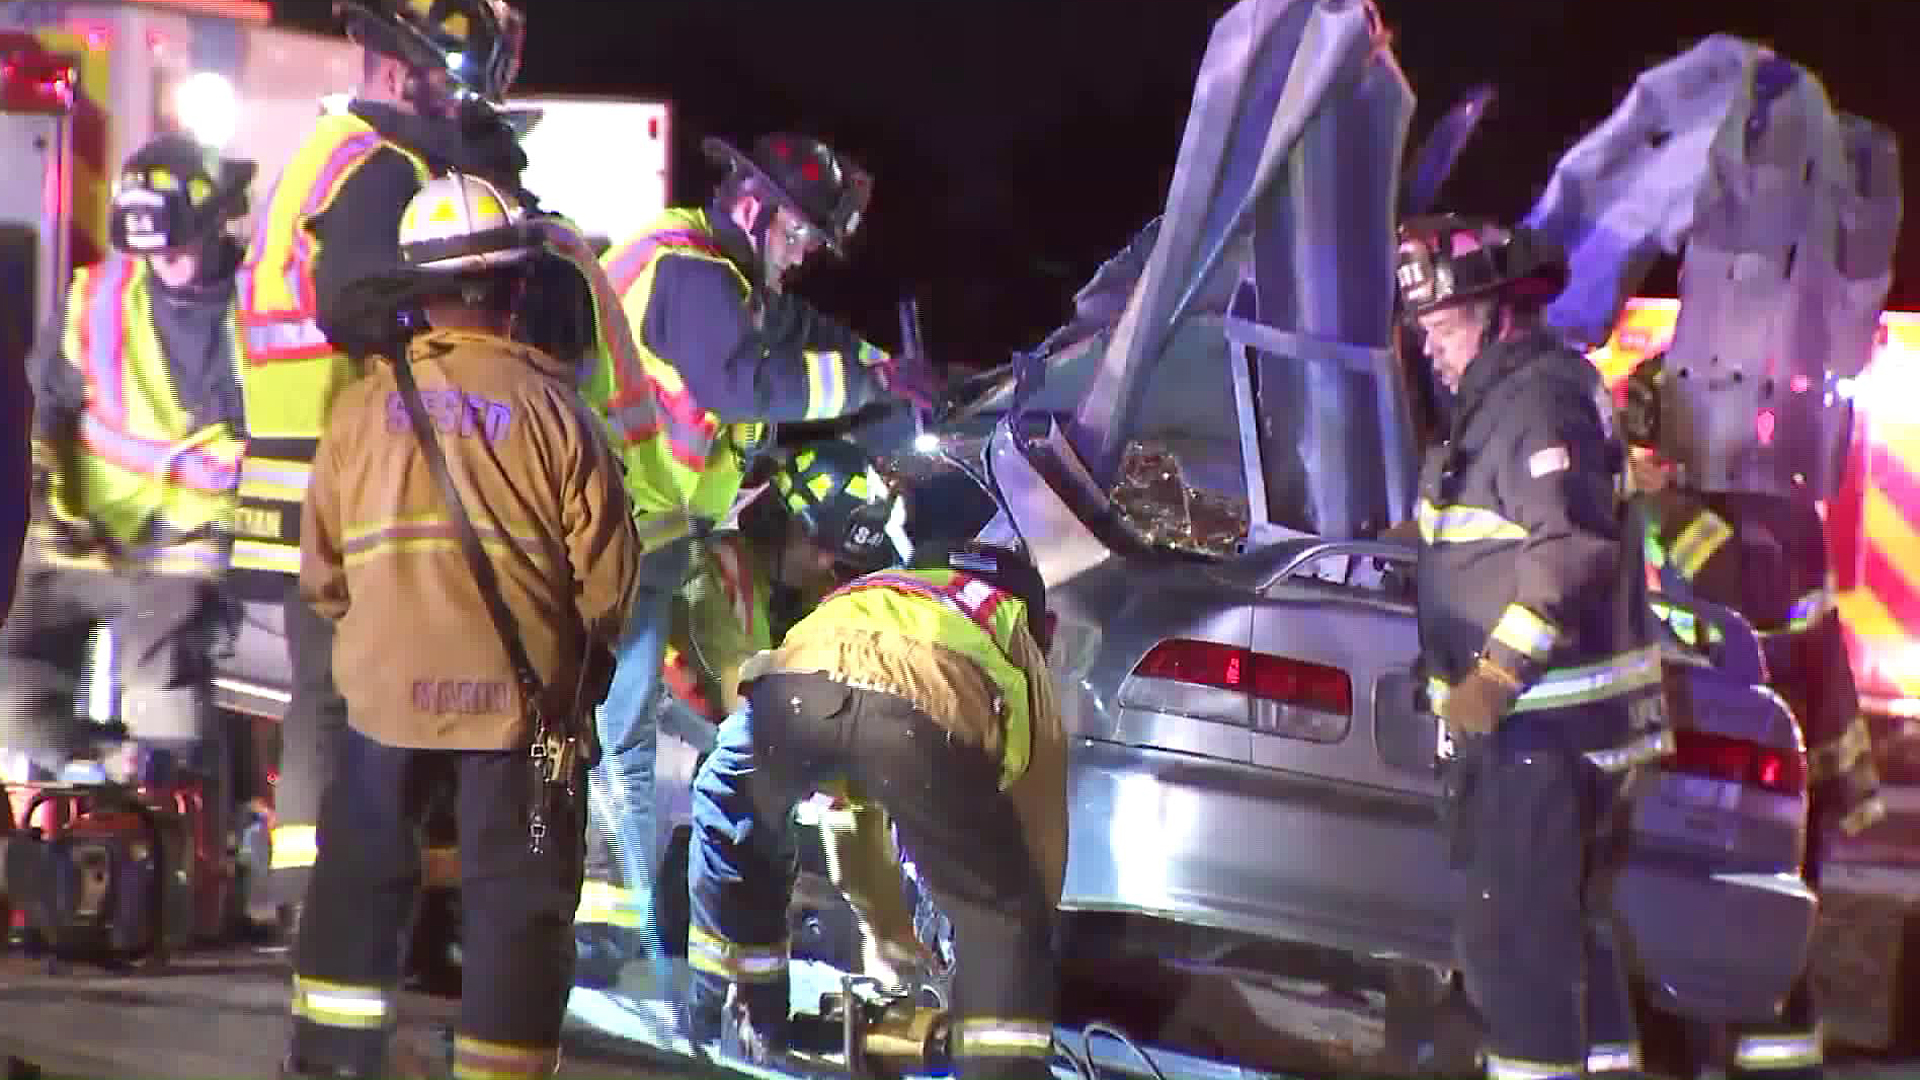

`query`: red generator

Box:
[1,775,232,970]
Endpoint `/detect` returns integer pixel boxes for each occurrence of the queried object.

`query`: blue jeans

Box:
[578,538,690,970]
[686,705,800,1046]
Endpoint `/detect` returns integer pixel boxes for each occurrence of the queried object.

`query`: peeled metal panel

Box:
[1524,35,1760,350]
[1065,0,1410,510]
[1664,96,1900,498]
[1244,25,1413,538]
[1525,36,1902,500]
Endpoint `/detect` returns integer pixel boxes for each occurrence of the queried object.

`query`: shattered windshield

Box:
[1114,440,1251,558]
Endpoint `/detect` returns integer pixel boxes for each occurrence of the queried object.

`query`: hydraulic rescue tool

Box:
[827,974,953,1080]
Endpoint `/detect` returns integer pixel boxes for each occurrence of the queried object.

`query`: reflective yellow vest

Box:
[662,532,774,718]
[232,111,429,579]
[36,256,245,578]
[791,568,1036,789]
[591,207,772,544]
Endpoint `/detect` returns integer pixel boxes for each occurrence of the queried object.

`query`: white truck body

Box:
[0,0,671,342]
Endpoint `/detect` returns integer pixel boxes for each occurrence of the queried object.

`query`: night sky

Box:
[271,0,1913,367]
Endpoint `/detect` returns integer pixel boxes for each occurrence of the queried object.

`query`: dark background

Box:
[271,0,1912,367]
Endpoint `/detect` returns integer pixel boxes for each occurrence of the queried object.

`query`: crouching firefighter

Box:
[1,134,256,841]
[1626,352,1884,1079]
[577,438,907,975]
[686,541,1065,1080]
[1397,215,1673,1080]
[281,173,642,1080]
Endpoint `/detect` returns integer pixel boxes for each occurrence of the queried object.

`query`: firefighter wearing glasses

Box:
[1,135,255,849]
[238,0,533,918]
[1397,214,1672,1080]
[281,174,641,1080]
[578,131,941,998]
[684,541,1064,1080]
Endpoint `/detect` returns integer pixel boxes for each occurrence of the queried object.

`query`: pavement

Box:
[0,949,706,1080]
[3,946,1919,1080]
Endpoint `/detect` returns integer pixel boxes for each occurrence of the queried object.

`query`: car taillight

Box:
[1668,728,1806,796]
[1131,639,1352,717]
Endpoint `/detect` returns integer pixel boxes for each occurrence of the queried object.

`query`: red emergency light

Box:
[0,46,76,115]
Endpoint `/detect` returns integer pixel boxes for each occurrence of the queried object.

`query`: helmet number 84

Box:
[122,211,164,249]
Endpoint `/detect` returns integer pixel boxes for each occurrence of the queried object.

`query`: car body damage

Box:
[956,0,1824,1035]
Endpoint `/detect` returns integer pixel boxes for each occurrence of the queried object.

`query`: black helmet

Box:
[945,541,1050,652]
[111,134,255,255]
[1623,353,1665,451]
[772,440,900,574]
[335,0,525,105]
[703,132,873,255]
[1395,213,1560,322]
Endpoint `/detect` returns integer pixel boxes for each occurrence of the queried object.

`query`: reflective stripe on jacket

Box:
[300,329,642,750]
[233,112,430,580]
[739,565,1068,908]
[662,531,774,718]
[1415,332,1663,739]
[36,256,243,578]
[1638,488,1880,826]
[589,207,887,534]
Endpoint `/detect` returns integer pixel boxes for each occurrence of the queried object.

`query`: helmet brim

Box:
[701,136,846,255]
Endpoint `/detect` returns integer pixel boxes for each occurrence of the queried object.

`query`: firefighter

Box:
[237,0,532,925]
[1625,353,1882,1079]
[282,172,641,1080]
[684,540,1064,1080]
[578,438,908,985]
[577,131,941,998]
[1396,214,1673,1080]
[0,134,255,845]
[671,439,907,725]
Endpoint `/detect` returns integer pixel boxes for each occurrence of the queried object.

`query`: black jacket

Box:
[1415,330,1650,702]
[1646,489,1863,761]
[308,102,529,361]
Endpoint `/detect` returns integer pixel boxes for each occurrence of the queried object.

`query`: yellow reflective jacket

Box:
[662,531,775,720]
[588,207,891,548]
[35,255,244,578]
[739,568,1067,906]
[234,111,430,582]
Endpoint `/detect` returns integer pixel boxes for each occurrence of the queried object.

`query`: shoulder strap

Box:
[391,354,546,707]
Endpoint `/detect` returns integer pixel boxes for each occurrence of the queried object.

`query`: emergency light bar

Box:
[0,47,76,115]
